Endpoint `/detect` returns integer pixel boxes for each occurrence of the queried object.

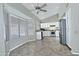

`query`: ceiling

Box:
[41,14,58,23]
[22,3,61,20]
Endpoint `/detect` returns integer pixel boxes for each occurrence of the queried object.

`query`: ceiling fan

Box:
[32,3,47,14]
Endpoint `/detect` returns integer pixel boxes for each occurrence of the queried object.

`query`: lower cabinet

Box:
[36,31,42,40]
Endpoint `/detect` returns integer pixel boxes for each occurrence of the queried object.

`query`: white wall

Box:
[58,3,68,19]
[35,19,40,30]
[41,14,58,23]
[6,3,40,30]
[65,8,72,48]
[59,3,79,54]
[0,4,6,56]
[4,4,31,20]
[69,4,79,54]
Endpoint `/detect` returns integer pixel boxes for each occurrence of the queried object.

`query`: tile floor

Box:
[10,37,73,56]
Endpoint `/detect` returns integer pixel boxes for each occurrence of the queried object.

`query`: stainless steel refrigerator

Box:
[59,19,66,45]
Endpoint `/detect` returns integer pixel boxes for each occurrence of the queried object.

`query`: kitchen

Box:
[36,22,60,40]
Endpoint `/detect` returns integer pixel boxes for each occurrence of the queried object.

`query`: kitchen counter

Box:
[36,30,58,39]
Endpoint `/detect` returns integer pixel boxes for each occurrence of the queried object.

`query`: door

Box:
[59,19,66,45]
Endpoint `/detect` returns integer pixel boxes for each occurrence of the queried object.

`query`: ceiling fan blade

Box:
[40,4,47,8]
[40,9,47,12]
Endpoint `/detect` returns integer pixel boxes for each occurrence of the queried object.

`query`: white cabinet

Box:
[55,31,59,37]
[36,31,42,40]
[43,31,51,37]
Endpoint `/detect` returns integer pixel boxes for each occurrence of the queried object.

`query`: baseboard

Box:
[8,39,36,56]
[65,44,71,50]
[66,43,72,49]
[71,51,79,55]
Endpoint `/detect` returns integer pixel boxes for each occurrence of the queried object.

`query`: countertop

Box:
[36,30,56,32]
